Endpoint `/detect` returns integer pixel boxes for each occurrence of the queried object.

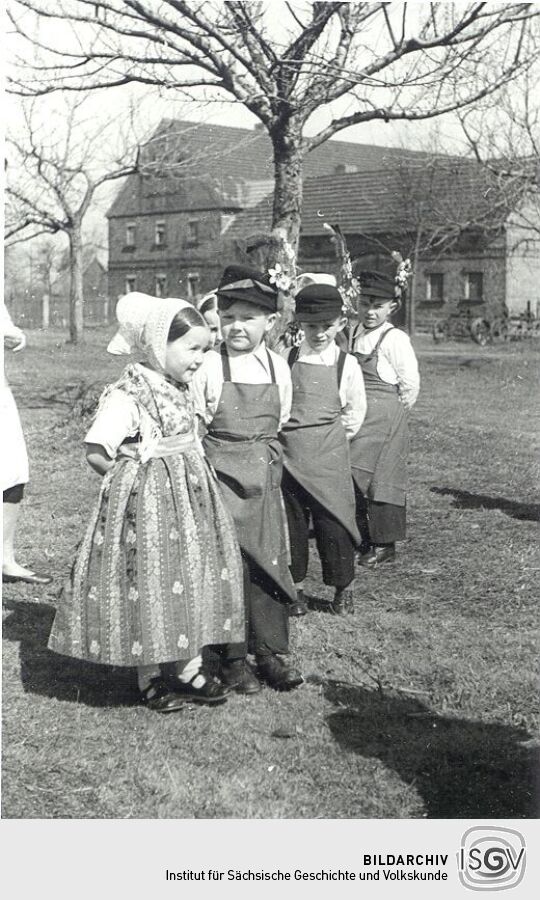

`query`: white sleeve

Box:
[340,354,367,439]
[84,389,140,458]
[2,302,25,345]
[191,353,221,426]
[270,351,292,429]
[381,331,420,409]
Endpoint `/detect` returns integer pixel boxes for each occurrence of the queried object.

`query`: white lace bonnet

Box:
[295,272,337,294]
[107,292,197,372]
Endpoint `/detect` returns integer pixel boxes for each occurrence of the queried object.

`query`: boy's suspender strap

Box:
[287,346,300,369]
[289,345,346,387]
[220,343,232,382]
[266,347,277,384]
[374,326,395,353]
[337,350,347,389]
[220,344,276,384]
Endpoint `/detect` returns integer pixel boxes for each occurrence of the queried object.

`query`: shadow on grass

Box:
[2,599,139,707]
[431,486,540,523]
[325,681,539,819]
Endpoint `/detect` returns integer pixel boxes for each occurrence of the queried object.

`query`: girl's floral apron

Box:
[48,365,245,667]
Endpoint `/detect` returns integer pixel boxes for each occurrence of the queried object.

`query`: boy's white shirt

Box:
[191,343,293,429]
[352,322,420,409]
[296,340,367,439]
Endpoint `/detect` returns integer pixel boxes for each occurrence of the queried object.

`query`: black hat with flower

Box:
[216,264,280,313]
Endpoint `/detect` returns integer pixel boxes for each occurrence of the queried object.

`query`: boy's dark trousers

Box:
[354,485,406,545]
[210,556,289,662]
[282,468,354,588]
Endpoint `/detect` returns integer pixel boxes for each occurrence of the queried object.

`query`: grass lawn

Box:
[2,328,539,819]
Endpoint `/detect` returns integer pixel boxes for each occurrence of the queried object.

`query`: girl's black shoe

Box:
[168,673,228,705]
[141,678,187,713]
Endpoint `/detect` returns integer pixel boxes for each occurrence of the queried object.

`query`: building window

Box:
[187,272,200,301]
[187,219,199,244]
[155,274,167,298]
[464,271,483,302]
[426,272,444,302]
[125,223,136,247]
[125,275,137,293]
[155,221,166,247]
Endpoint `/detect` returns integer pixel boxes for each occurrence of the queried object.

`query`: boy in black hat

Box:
[280,281,366,615]
[349,270,420,566]
[191,265,302,691]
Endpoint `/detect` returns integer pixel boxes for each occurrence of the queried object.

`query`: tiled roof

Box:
[226,158,522,242]
[108,118,429,218]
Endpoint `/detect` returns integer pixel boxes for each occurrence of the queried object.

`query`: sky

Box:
[3,0,537,266]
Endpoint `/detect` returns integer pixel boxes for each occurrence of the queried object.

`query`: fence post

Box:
[42,293,50,329]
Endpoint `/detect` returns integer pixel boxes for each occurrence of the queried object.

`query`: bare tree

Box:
[5,95,140,341]
[7,1,540,292]
[458,68,540,247]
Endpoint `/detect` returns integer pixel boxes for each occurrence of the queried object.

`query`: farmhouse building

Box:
[107,120,540,328]
[107,119,425,301]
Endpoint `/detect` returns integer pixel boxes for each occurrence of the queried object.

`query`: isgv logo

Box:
[458,826,526,891]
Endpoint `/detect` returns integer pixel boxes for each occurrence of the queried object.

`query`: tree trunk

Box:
[42,293,49,329]
[265,126,304,339]
[271,129,303,253]
[407,231,423,336]
[68,224,84,343]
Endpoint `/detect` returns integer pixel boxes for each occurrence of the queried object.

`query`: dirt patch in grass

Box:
[2,330,539,818]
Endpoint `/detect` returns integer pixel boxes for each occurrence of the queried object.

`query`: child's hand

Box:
[86,443,116,476]
[4,332,26,352]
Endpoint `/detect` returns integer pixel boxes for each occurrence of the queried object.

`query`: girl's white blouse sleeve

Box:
[84,389,140,459]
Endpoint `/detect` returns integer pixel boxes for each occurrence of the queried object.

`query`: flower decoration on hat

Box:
[391,251,413,296]
[268,262,292,293]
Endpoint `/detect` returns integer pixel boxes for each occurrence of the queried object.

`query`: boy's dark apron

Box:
[349,328,408,508]
[280,347,360,544]
[203,345,295,655]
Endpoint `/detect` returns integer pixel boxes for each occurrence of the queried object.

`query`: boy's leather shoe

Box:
[140,678,187,713]
[358,544,396,567]
[256,654,303,691]
[288,589,309,617]
[221,659,261,694]
[331,588,354,615]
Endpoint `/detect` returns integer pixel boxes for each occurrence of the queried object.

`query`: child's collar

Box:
[224,340,268,359]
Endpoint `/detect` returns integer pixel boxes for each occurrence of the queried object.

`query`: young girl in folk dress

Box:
[48,293,246,713]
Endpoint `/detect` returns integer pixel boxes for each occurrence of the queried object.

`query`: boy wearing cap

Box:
[280,282,366,615]
[191,265,302,692]
[349,271,420,566]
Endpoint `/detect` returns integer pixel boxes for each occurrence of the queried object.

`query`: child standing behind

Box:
[48,294,245,712]
[192,265,302,692]
[349,271,420,567]
[280,283,366,616]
